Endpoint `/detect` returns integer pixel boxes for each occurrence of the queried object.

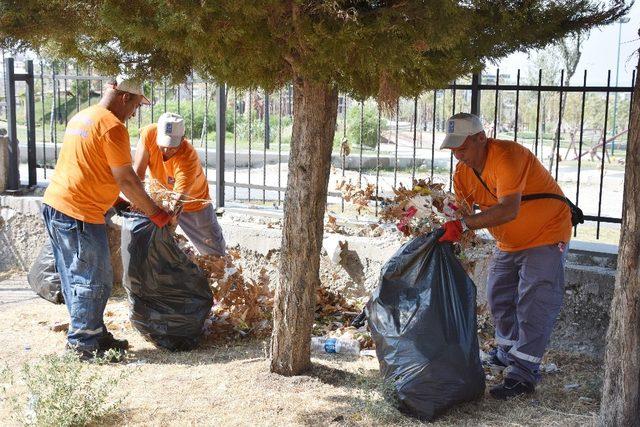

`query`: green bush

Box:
[235,114,290,146]
[1,352,125,427]
[347,104,380,148]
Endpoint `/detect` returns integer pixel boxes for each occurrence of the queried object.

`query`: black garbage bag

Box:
[367,231,485,420]
[27,241,64,304]
[121,212,213,351]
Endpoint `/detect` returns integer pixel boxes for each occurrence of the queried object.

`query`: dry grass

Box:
[0,293,603,426]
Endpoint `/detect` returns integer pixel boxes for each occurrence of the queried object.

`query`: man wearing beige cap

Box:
[438,113,574,399]
[42,78,172,361]
[133,112,226,256]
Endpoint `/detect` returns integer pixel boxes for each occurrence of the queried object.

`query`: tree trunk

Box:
[270,77,338,375]
[599,51,640,426]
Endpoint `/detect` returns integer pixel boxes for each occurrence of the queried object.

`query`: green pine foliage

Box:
[0,1,629,100]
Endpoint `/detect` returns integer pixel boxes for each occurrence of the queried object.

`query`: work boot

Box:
[483,348,508,373]
[98,332,129,351]
[489,378,535,400]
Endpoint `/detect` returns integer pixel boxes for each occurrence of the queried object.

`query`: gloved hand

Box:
[438,219,463,243]
[113,196,131,215]
[149,209,171,228]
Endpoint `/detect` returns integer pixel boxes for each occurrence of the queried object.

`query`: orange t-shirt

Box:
[139,124,210,212]
[43,105,132,224]
[453,138,572,252]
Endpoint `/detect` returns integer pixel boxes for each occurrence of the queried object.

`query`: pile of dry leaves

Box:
[335,180,377,214]
[190,249,274,340]
[179,237,367,342]
[337,178,477,248]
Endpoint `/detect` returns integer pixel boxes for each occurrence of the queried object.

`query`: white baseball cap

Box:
[157,112,185,148]
[112,78,151,105]
[440,113,484,149]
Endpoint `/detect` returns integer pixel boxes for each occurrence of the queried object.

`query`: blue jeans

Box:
[42,204,113,351]
[487,243,567,384]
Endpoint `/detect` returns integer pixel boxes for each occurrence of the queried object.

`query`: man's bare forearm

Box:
[116,169,160,216]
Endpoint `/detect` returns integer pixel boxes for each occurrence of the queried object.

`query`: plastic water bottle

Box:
[311,336,361,355]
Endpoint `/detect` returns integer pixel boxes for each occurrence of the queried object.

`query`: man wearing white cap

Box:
[133,112,226,256]
[438,113,573,399]
[42,78,172,361]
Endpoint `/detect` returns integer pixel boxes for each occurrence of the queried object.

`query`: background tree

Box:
[599,39,640,426]
[0,0,629,375]
[548,33,586,171]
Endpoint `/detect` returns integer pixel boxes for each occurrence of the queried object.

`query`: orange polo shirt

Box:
[43,105,132,224]
[139,124,210,212]
[453,138,572,252]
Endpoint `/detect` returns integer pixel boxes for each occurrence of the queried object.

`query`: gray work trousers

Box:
[178,204,226,256]
[487,243,567,384]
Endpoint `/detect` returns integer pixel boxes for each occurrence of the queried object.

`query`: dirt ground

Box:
[0,276,604,427]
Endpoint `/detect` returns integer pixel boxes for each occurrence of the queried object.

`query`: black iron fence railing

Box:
[1,56,634,242]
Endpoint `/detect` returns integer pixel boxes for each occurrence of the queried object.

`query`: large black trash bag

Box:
[367,231,485,420]
[27,241,64,304]
[121,212,213,351]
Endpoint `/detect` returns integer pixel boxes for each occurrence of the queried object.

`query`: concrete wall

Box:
[0,195,617,357]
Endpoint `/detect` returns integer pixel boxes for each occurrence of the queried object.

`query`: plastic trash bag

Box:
[121,212,213,351]
[367,231,485,420]
[27,240,64,304]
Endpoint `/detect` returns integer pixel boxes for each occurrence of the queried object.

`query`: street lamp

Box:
[611,16,630,156]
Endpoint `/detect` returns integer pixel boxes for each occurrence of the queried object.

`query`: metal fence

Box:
[1,55,635,243]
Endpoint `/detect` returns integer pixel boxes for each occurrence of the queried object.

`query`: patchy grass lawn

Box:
[0,283,603,426]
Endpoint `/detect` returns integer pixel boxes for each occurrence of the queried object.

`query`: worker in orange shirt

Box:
[133,112,226,256]
[439,113,573,399]
[42,79,172,361]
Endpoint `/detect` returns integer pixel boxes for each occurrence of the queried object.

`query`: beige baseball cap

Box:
[157,112,185,148]
[440,113,484,149]
[112,78,151,105]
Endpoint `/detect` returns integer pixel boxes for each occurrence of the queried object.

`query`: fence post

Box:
[470,72,481,116]
[3,58,19,192]
[216,84,226,209]
[264,93,270,149]
[25,60,37,187]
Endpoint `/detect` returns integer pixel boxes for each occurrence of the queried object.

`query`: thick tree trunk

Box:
[270,77,338,375]
[599,52,640,426]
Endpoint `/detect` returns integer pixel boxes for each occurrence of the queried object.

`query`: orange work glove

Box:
[438,220,463,243]
[149,209,171,228]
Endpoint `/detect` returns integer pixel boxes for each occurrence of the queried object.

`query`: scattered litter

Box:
[311,336,360,355]
[359,349,377,358]
[24,345,31,351]
[542,363,559,374]
[579,396,595,404]
[485,375,496,381]
[323,236,346,265]
[50,322,69,333]
[564,383,581,391]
